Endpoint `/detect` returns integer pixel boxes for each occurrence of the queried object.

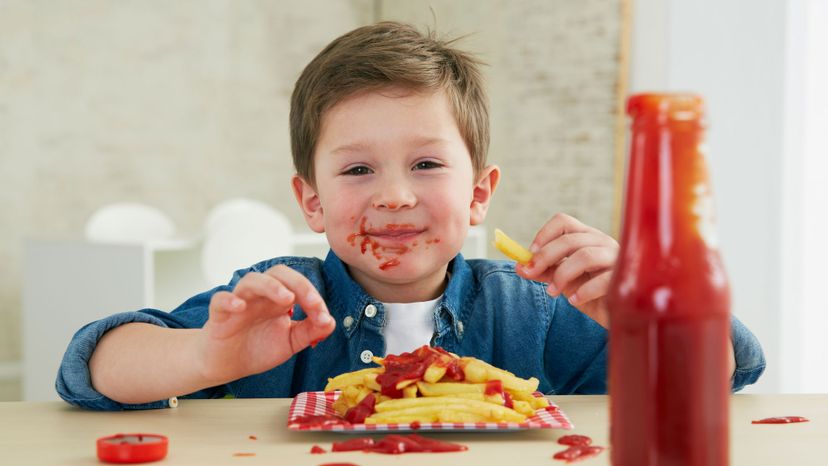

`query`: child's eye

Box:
[343,166,373,176]
[413,160,443,170]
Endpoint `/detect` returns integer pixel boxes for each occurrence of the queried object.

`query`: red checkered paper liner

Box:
[287,391,573,432]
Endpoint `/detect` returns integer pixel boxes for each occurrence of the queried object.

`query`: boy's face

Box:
[293,87,499,302]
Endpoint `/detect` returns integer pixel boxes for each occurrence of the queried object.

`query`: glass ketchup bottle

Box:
[607,94,731,465]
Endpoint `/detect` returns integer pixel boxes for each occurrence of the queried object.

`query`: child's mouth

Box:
[368,228,424,241]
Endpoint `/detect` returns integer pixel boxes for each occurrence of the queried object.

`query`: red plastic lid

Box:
[627,93,706,125]
[96,433,168,464]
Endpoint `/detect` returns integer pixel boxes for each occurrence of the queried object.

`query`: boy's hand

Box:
[198,265,336,385]
[515,213,618,329]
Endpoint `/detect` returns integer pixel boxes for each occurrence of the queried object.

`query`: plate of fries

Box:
[287,346,573,432]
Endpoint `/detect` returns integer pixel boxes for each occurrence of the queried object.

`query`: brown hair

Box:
[290,21,489,184]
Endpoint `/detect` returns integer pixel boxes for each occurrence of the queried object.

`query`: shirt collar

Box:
[321,251,475,341]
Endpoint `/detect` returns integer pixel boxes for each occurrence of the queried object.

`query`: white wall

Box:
[630,0,789,393]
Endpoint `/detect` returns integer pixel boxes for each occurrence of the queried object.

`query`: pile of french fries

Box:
[324,346,549,424]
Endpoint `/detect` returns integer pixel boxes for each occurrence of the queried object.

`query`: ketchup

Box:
[344,393,376,424]
[752,416,809,424]
[553,445,604,463]
[332,434,467,455]
[557,434,592,446]
[290,414,352,429]
[376,346,464,398]
[607,94,731,465]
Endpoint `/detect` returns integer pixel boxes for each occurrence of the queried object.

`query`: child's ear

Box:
[292,175,326,233]
[470,164,501,225]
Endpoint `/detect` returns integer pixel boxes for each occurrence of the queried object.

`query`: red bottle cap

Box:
[96,433,168,464]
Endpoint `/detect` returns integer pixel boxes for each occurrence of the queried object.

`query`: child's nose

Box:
[371,179,417,210]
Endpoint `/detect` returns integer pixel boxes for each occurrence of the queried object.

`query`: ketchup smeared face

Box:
[303,88,489,300]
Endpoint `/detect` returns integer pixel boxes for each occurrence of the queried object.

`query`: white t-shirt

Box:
[383,295,442,356]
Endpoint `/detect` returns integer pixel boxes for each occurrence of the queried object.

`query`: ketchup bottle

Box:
[607,94,731,465]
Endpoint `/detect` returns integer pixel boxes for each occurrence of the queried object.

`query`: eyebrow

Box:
[330,137,450,155]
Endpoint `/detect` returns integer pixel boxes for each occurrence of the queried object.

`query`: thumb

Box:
[288,317,336,353]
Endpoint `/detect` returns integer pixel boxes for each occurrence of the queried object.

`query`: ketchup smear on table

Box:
[376,346,464,398]
[332,434,467,454]
[752,416,810,424]
[557,435,592,446]
[553,445,605,463]
[290,414,351,428]
[553,435,605,463]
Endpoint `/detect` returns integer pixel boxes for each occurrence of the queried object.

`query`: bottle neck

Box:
[618,121,717,258]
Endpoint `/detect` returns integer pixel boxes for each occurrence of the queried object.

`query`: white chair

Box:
[84,202,177,244]
[201,198,294,286]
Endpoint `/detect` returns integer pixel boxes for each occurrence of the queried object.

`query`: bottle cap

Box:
[96,433,168,464]
[627,93,705,125]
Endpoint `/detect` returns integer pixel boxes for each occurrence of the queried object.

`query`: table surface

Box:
[0,394,823,465]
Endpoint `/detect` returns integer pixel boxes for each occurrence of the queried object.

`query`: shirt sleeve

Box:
[55,284,235,410]
[55,311,182,410]
[730,314,766,392]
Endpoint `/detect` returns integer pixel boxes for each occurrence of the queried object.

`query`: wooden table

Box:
[0,395,823,465]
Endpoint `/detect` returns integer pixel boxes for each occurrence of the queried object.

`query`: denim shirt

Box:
[56,251,766,410]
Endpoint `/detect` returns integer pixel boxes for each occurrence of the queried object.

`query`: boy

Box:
[57,22,765,410]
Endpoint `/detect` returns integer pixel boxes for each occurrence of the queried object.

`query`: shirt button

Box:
[343,316,354,328]
[360,350,374,364]
[364,304,378,318]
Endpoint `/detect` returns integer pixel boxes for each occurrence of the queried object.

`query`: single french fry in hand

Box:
[493,228,533,264]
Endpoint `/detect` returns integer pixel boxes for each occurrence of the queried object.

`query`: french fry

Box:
[416,381,487,397]
[363,373,381,391]
[512,400,535,417]
[460,357,540,392]
[402,385,418,398]
[493,228,533,264]
[461,359,489,383]
[423,363,447,383]
[325,367,381,392]
[372,397,527,423]
[509,389,550,409]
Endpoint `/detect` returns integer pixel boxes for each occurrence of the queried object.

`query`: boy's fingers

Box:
[264,265,332,326]
[569,271,613,306]
[287,317,337,354]
[233,272,295,307]
[207,292,248,338]
[522,232,602,278]
[551,246,616,292]
[209,291,246,321]
[530,213,594,253]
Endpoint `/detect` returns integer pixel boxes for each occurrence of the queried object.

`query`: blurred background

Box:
[0,0,825,400]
